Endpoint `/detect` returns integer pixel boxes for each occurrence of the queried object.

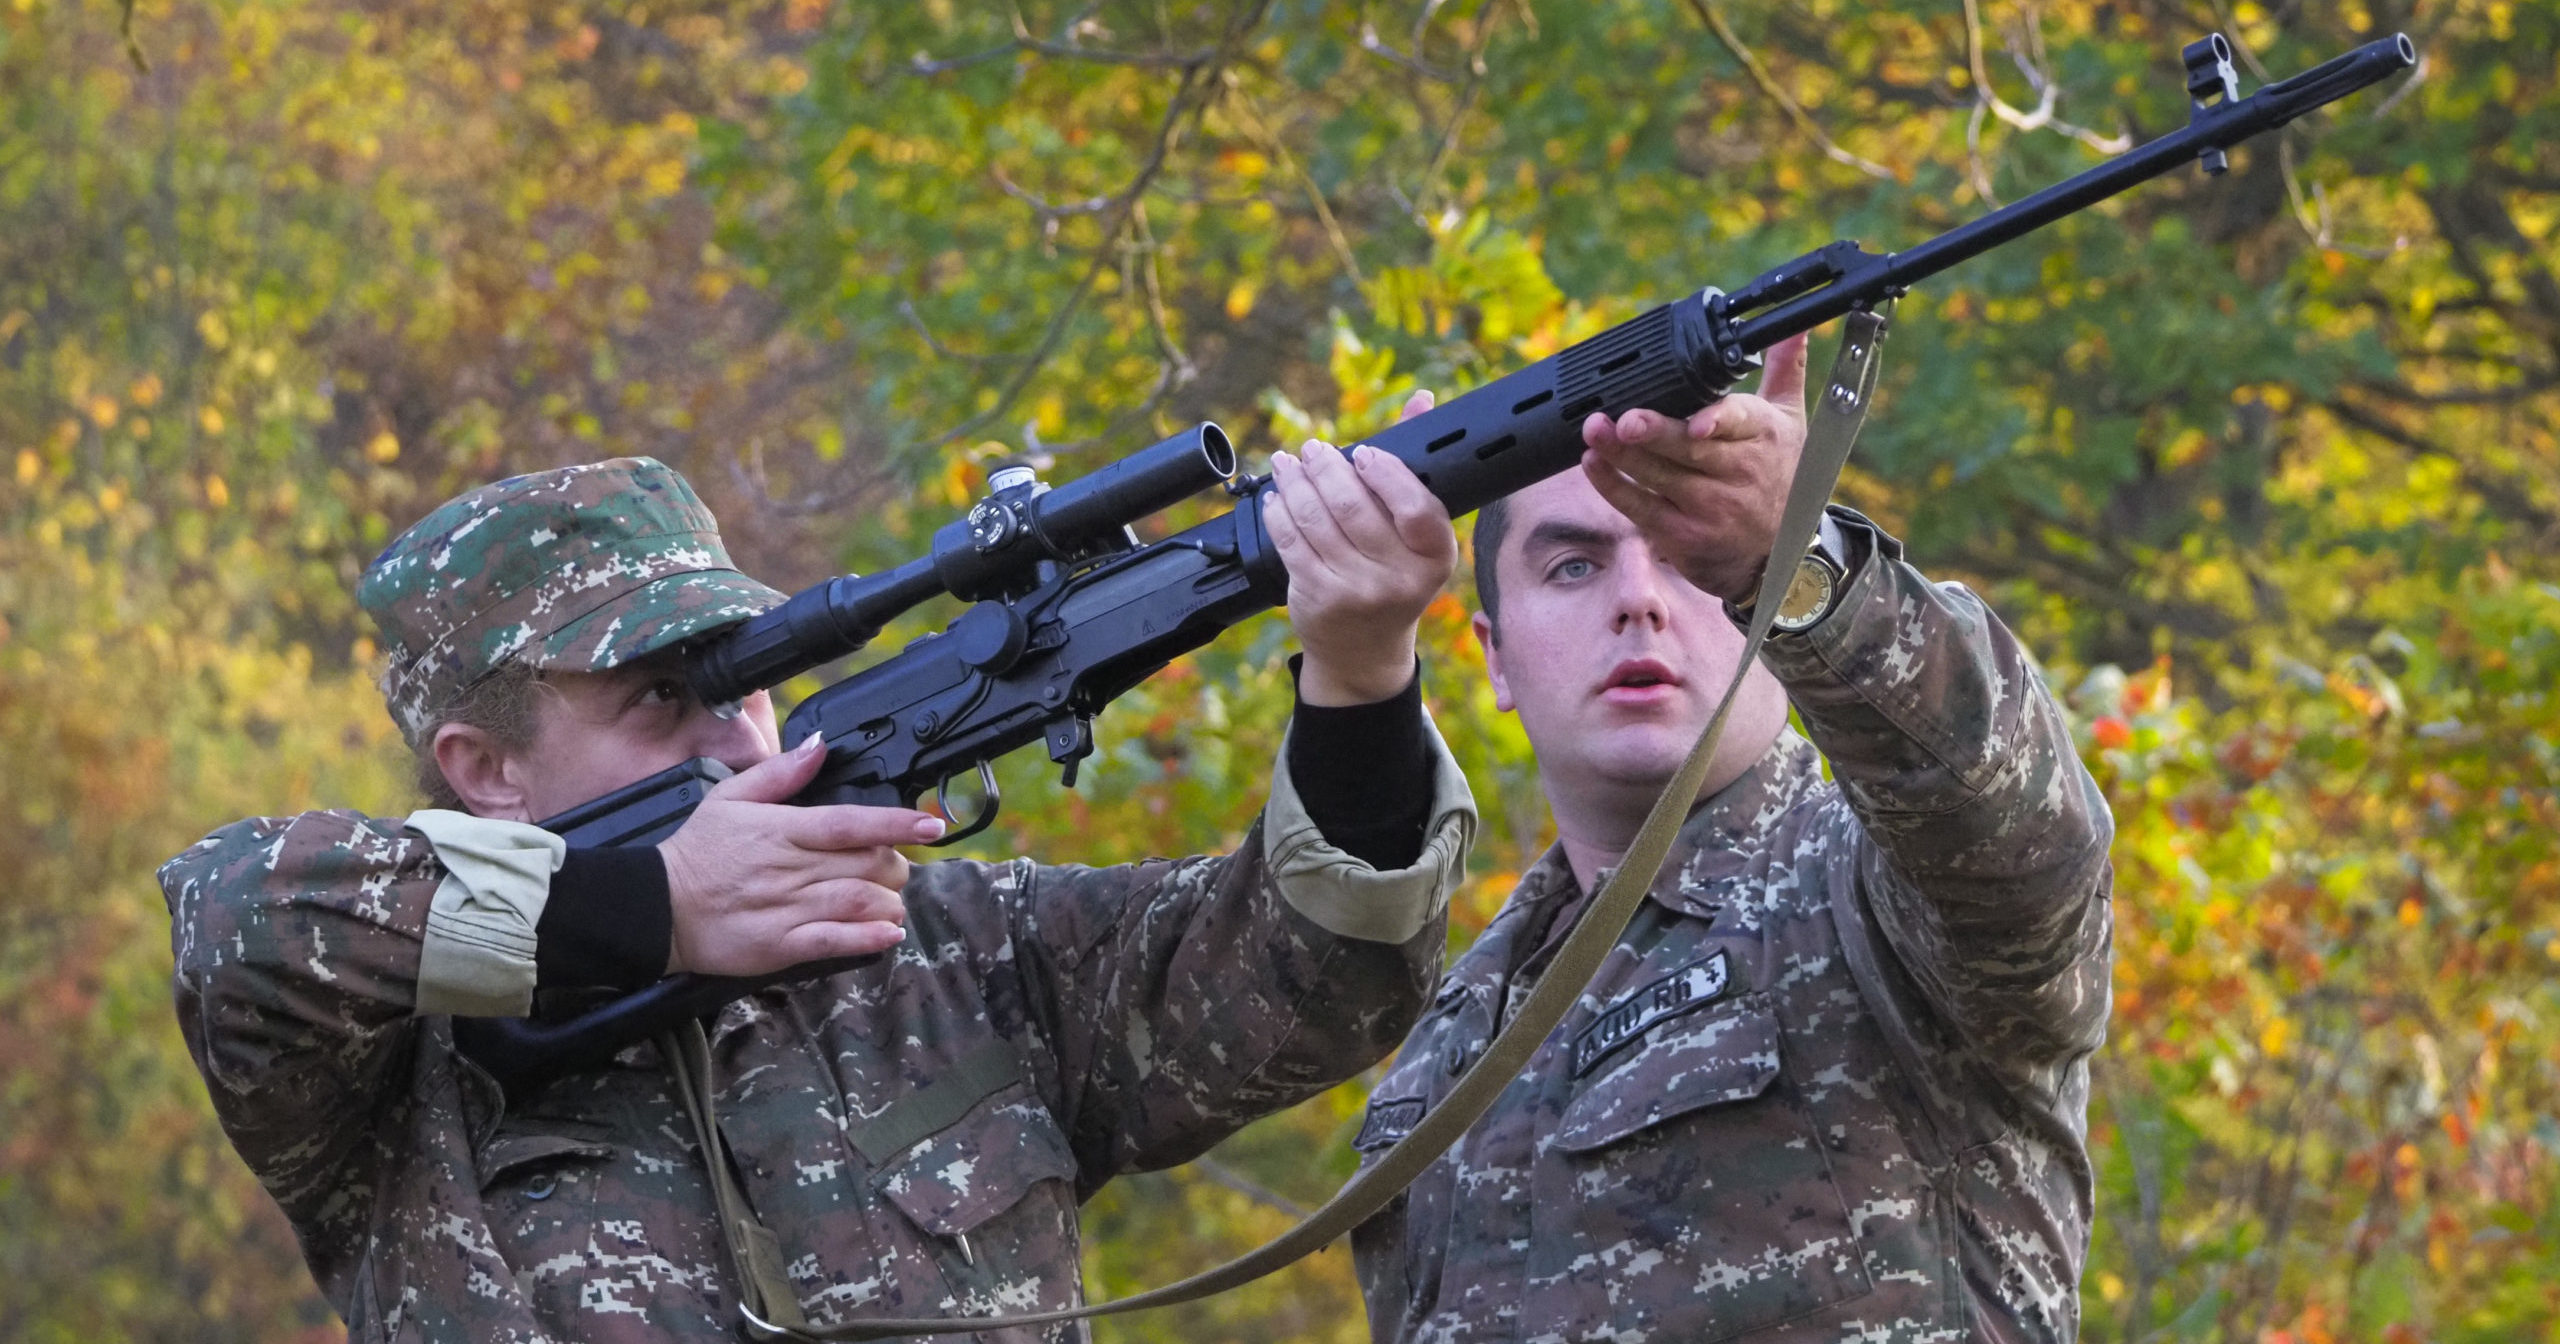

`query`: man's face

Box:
[1474,471,1753,797]
[509,648,781,821]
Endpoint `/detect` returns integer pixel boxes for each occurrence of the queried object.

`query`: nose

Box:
[695,691,781,773]
[1607,546,1673,635]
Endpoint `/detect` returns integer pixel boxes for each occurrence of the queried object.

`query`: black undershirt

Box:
[532,667,1437,991]
[1283,655,1436,874]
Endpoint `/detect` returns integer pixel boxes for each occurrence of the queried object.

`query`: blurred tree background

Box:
[1,0,2552,1339]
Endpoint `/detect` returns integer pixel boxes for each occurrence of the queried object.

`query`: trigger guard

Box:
[927,760,1002,847]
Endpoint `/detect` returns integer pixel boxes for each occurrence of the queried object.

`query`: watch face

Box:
[1774,554,1837,630]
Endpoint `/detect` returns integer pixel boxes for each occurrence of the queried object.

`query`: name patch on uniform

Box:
[1570,950,1733,1078]
[1354,1097,1426,1152]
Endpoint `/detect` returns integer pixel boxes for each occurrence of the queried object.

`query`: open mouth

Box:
[1602,659,1680,694]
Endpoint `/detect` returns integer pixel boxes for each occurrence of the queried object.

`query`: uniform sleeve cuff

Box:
[1755,506,1902,684]
[403,809,565,1017]
[1262,713,1477,944]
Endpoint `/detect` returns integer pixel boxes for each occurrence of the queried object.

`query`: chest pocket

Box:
[857,1044,1080,1313]
[1526,993,1874,1344]
[473,1125,626,1323]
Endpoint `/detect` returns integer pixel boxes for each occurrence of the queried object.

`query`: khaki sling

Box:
[669,306,1897,1342]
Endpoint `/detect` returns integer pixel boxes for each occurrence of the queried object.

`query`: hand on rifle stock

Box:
[656,733,939,977]
[1268,389,1460,706]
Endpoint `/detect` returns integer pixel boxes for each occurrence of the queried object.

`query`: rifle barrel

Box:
[1731,34,2415,352]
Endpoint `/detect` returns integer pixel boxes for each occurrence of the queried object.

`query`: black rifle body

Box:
[454,33,2416,1088]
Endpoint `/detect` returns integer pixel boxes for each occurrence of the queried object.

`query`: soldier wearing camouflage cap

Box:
[162,436,1478,1341]
[364,457,790,750]
[1350,337,2115,1342]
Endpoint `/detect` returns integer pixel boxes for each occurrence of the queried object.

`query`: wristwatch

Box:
[1726,511,1855,636]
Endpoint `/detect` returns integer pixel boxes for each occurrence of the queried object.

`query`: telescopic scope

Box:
[686,422,1236,707]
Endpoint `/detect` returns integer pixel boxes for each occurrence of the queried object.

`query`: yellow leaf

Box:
[197,310,229,350]
[365,431,400,464]
[198,406,225,435]
[205,475,229,507]
[1225,281,1258,322]
[86,396,119,428]
[2260,1016,2291,1058]
[643,159,687,198]
[15,449,36,484]
[129,374,163,407]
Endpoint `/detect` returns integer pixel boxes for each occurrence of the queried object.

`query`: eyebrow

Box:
[1518,519,1621,556]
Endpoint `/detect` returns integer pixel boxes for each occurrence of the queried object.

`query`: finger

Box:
[1263,453,1343,589]
[1350,446,1457,559]
[1395,388,1436,423]
[789,804,945,852]
[773,920,907,964]
[708,732,827,805]
[806,877,908,926]
[1579,450,1685,537]
[1580,410,1622,455]
[793,848,914,902]
[1755,331,1811,416]
[1610,406,1692,451]
[1695,394,1777,446]
[1588,429,1715,501]
[1298,439,1405,564]
[1275,443,1376,566]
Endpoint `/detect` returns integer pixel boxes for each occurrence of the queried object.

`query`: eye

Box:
[1545,555,1596,583]
[625,675,690,716]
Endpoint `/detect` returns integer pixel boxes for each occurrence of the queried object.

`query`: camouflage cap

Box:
[360,457,786,744]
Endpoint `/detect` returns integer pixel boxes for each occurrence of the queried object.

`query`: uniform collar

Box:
[1652,728,1824,921]
[1511,728,1826,931]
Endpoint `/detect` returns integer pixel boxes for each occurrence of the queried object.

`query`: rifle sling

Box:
[683,307,1895,1342]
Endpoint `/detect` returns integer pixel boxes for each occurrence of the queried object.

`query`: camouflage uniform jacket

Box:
[1351,525,2115,1344]
[160,727,1475,1343]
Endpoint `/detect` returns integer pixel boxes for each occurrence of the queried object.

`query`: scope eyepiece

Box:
[684,557,942,709]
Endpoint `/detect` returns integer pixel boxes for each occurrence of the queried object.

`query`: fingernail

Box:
[914,816,946,842]
[799,732,824,755]
[881,925,907,945]
[1351,445,1375,467]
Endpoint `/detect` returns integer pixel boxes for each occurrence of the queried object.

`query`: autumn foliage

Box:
[1,2,2554,1341]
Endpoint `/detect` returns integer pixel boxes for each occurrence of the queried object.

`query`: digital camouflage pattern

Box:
[162,810,1458,1343]
[1352,519,2115,1343]
[359,457,785,744]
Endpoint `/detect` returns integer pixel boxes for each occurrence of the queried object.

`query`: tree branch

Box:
[909,2,1273,457]
[1683,0,1895,181]
[1414,0,1505,219]
[909,4,1214,75]
[1959,0,2129,154]
[1223,78,1366,286]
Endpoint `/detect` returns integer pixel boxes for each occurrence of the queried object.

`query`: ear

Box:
[1471,610,1515,714]
[430,722,535,822]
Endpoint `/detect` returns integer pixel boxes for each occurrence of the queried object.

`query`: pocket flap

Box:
[873,1086,1078,1237]
[1553,994,1783,1154]
[476,1132,614,1188]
